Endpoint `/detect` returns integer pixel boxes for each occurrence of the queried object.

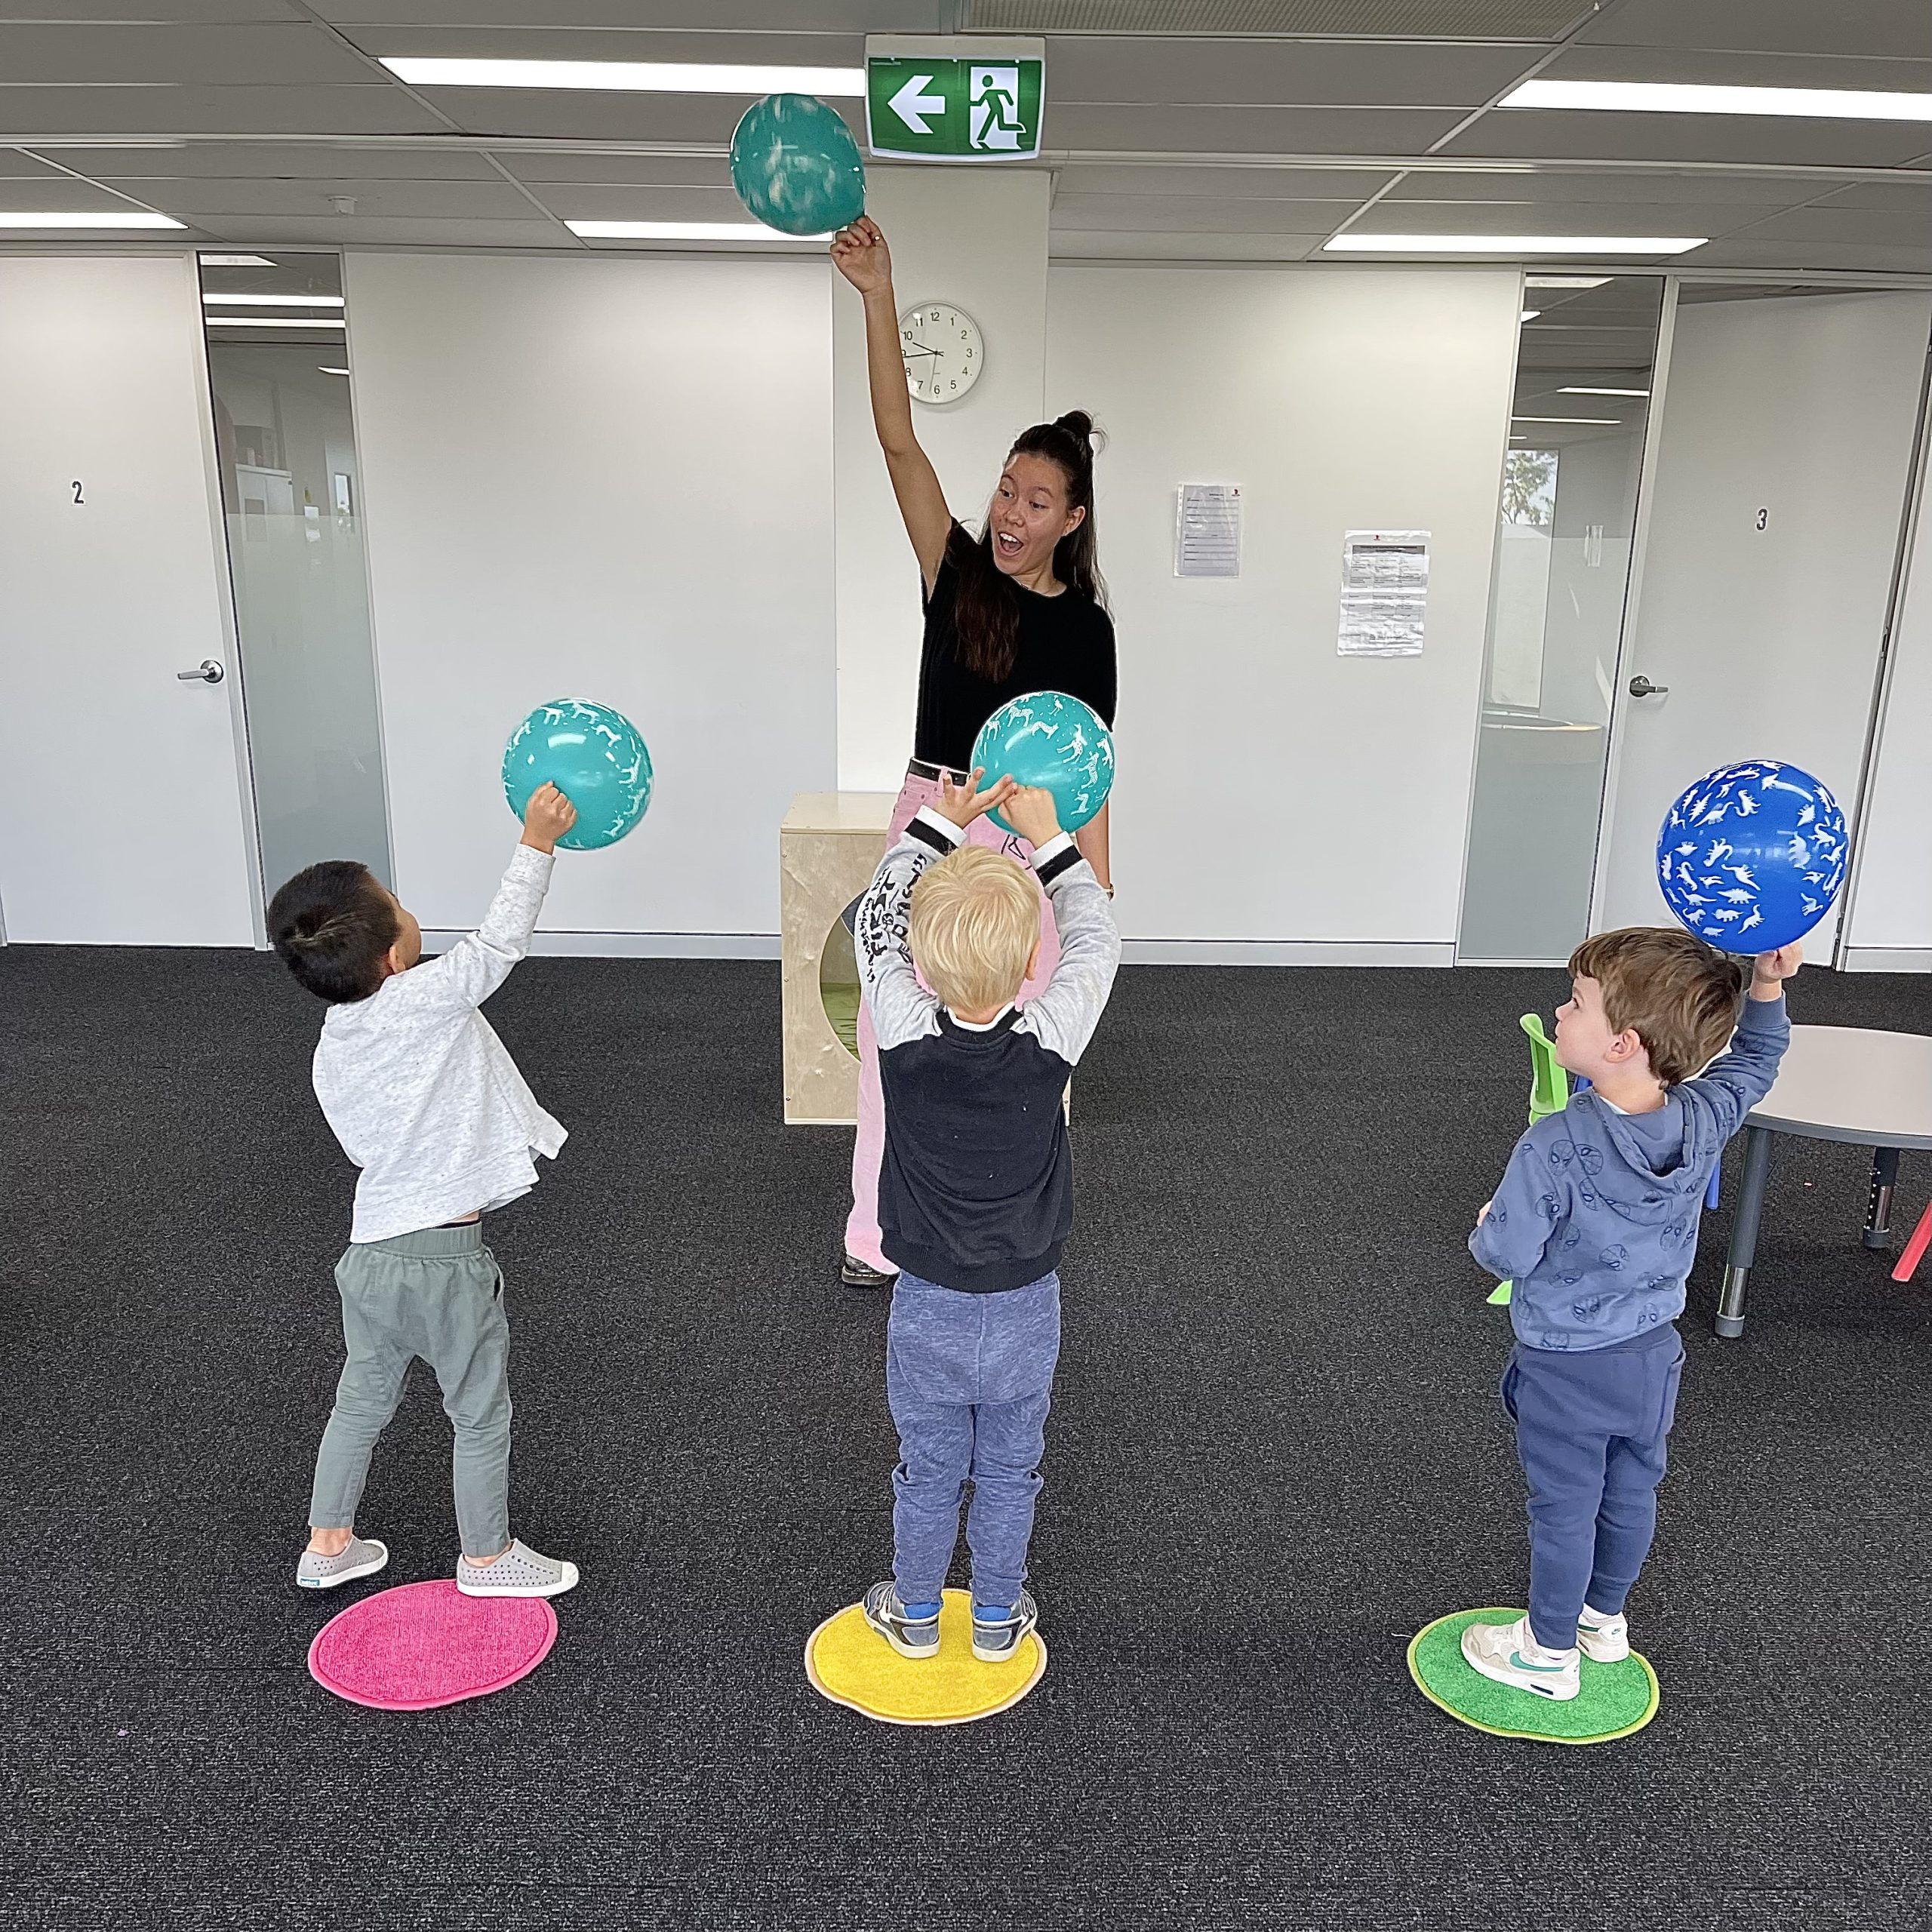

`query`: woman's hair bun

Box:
[1051,410,1105,460]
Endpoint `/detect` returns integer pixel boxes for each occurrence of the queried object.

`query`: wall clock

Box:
[899,301,984,405]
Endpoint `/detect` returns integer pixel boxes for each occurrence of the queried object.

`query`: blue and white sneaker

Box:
[862,1582,940,1660]
[1460,1614,1580,1700]
[971,1589,1038,1663]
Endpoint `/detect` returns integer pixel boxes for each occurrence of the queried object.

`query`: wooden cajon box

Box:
[780,792,895,1125]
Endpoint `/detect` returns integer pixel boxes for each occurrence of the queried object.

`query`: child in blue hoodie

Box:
[1465,928,1801,1700]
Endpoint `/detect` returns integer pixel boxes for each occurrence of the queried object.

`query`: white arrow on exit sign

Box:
[888,72,946,134]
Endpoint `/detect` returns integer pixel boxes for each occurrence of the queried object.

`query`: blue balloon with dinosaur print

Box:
[502,699,653,851]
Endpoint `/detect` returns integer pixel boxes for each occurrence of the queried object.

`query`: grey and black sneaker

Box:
[841,1251,899,1291]
[455,1539,580,1599]
[861,1581,940,1659]
[297,1535,389,1590]
[971,1589,1038,1663]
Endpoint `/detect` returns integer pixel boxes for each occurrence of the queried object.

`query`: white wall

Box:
[1597,290,1932,957]
[343,251,837,945]
[1047,263,1521,958]
[833,166,1049,791]
[0,254,257,946]
[1846,403,1932,970]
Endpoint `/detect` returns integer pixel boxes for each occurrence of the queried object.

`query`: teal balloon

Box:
[502,699,653,852]
[971,691,1116,836]
[729,92,866,237]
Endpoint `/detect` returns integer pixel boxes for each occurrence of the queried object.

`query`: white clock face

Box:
[900,302,984,406]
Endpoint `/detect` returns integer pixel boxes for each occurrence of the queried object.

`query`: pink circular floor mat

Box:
[307,1580,558,1711]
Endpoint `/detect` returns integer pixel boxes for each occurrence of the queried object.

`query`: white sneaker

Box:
[1460,1615,1581,1701]
[1577,1605,1630,1663]
[455,1538,580,1599]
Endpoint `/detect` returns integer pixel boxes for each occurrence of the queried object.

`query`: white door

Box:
[0,255,256,945]
[1596,288,1932,957]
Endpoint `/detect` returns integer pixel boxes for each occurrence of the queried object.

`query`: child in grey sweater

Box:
[1464,928,1800,1700]
[268,783,581,1601]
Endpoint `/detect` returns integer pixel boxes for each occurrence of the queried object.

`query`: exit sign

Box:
[865,37,1045,162]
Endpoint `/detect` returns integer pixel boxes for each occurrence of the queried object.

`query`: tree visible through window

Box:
[1503,448,1559,526]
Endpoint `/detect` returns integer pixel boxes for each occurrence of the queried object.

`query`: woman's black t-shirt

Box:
[912,525,1118,774]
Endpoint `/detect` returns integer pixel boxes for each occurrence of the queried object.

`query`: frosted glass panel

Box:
[1459,277,1663,962]
[202,251,390,895]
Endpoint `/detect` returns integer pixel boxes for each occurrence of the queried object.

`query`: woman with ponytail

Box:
[831,214,1118,1289]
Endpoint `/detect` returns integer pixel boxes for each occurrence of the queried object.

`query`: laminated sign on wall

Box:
[1174,483,1241,578]
[1337,529,1429,657]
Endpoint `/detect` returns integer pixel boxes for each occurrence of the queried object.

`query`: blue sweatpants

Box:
[1503,1327,1685,1652]
[885,1270,1061,1611]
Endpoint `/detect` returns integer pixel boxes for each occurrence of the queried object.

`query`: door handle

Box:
[177,660,224,684]
[1628,675,1668,697]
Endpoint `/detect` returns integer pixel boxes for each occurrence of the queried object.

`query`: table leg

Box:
[1716,1126,1775,1340]
[1863,1146,1900,1251]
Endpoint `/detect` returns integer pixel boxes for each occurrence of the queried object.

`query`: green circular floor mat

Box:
[1409,1608,1660,1746]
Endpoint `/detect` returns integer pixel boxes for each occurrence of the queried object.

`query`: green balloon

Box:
[729,93,866,237]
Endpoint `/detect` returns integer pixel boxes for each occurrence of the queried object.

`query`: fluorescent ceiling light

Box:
[201,254,275,268]
[382,57,865,96]
[1512,414,1620,425]
[1560,385,1650,396]
[205,315,347,328]
[1525,275,1611,289]
[318,366,351,376]
[1520,309,1541,321]
[1503,78,1932,122]
[566,219,830,242]
[0,210,183,229]
[1327,233,1704,255]
[202,292,345,308]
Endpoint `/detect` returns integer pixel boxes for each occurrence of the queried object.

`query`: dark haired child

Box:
[268,783,580,1599]
[1464,928,1801,1699]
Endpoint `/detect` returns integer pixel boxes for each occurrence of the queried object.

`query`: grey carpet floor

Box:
[4,946,1931,1930]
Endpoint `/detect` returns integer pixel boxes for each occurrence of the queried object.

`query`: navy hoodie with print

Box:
[1469,995,1790,1352]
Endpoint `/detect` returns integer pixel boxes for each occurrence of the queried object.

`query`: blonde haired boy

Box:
[850,770,1120,1664]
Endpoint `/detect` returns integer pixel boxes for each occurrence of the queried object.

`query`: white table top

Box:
[1746,1025,1932,1149]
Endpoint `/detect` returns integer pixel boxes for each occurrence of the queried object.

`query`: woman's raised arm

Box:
[832,217,952,589]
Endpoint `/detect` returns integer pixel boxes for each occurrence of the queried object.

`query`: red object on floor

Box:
[1894,1202,1932,1284]
[307,1580,558,1711]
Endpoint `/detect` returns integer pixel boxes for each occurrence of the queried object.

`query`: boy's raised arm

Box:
[413,783,575,1010]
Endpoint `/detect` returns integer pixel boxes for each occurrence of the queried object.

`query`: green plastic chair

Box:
[1487,1014,1569,1308]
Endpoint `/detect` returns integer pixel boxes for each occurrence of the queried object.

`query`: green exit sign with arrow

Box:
[864,38,1045,162]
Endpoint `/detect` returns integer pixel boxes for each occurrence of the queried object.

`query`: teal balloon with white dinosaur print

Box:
[502,699,653,851]
[971,690,1115,837]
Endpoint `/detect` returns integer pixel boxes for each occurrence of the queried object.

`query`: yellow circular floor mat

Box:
[805,1589,1048,1726]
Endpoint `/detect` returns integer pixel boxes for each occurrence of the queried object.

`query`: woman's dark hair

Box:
[267,860,399,1004]
[952,410,1106,682]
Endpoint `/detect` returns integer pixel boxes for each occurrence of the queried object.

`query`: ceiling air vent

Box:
[965,0,1593,34]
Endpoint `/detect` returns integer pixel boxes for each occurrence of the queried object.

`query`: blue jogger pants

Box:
[1503,1328,1684,1652]
[885,1270,1061,1611]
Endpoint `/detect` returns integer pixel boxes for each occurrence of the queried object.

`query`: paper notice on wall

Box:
[1174,483,1241,578]
[1337,529,1429,657]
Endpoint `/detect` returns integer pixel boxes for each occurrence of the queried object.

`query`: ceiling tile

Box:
[1051,162,1395,197]
[1543,44,1932,91]
[1050,190,1359,231]
[1049,228,1324,260]
[1683,236,1932,271]
[497,150,733,186]
[43,141,503,180]
[312,2,924,25]
[0,146,70,178]
[1048,102,1467,151]
[1352,197,1767,237]
[1386,167,1833,205]
[0,0,294,17]
[1577,0,1932,60]
[518,182,750,221]
[331,23,867,63]
[113,173,541,218]
[1714,204,1932,248]
[418,87,860,144]
[1046,36,1540,106]
[1804,177,1932,211]
[1442,106,1932,168]
[0,177,132,211]
[0,23,379,85]
[0,85,447,137]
